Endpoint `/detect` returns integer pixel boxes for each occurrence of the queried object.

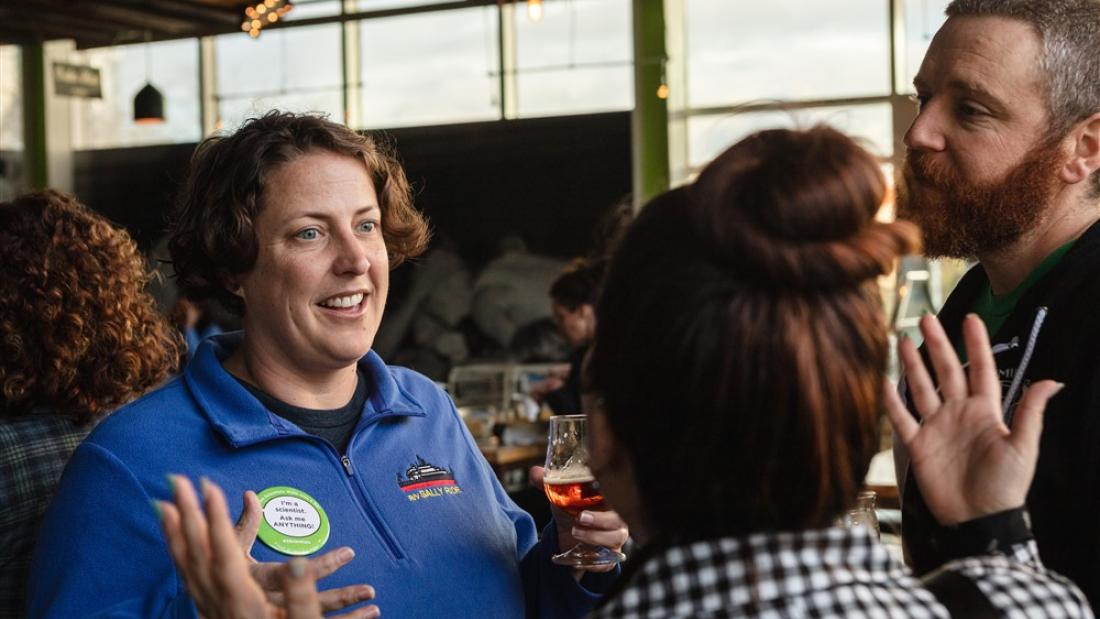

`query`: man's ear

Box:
[1061,112,1100,185]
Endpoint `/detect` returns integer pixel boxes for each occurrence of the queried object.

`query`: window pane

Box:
[687,103,893,168]
[355,0,450,10]
[901,0,950,93]
[358,6,500,128]
[215,23,344,130]
[0,45,22,200]
[282,0,341,21]
[686,0,890,106]
[69,39,201,149]
[0,45,23,151]
[514,0,633,117]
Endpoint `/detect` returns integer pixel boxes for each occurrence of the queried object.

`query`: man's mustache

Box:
[903,151,948,189]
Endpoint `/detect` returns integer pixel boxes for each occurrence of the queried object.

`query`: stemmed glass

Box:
[542,414,625,566]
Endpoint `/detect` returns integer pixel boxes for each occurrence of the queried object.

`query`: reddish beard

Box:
[897,140,1065,259]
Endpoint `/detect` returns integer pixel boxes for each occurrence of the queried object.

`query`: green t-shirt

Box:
[960,240,1075,362]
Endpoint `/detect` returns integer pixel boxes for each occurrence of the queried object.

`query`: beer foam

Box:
[544,468,595,484]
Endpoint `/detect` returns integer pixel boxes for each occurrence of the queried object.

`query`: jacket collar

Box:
[184,332,426,448]
[938,217,1100,344]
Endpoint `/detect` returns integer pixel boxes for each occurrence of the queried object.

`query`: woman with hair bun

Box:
[0,189,183,618]
[586,126,1091,617]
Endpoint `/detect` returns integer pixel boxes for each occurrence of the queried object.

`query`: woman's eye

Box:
[296,228,320,240]
[358,221,377,233]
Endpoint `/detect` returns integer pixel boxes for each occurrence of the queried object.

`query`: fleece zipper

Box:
[285,431,406,562]
[338,450,405,561]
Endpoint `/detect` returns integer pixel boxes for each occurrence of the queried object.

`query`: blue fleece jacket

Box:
[28,334,607,618]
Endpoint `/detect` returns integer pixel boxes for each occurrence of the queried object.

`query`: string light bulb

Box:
[528,0,544,22]
[240,0,292,38]
[656,57,669,100]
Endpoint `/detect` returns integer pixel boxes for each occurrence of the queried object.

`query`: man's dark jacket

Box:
[902,219,1100,608]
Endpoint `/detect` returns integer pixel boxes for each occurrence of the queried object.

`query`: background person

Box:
[586,127,1089,617]
[530,258,603,414]
[0,190,182,618]
[27,111,626,618]
[895,0,1100,603]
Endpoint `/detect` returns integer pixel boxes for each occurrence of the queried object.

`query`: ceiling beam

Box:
[15,0,203,34]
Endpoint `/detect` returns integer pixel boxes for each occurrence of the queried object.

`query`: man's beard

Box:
[897,139,1065,260]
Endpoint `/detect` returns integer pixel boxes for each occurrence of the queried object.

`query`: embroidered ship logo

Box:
[397,456,461,501]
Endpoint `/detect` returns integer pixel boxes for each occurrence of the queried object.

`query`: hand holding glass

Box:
[542,414,625,567]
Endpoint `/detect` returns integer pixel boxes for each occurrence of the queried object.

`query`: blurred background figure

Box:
[170,296,226,362]
[0,190,182,619]
[531,258,603,414]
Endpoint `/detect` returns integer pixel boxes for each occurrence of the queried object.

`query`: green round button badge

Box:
[256,486,330,556]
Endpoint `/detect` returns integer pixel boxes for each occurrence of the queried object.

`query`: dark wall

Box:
[73,143,195,251]
[73,112,633,261]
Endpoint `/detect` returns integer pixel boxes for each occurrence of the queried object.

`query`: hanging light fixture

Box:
[527,0,544,22]
[241,0,293,38]
[133,32,165,124]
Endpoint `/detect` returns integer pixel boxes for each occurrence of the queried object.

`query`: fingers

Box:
[309,546,356,581]
[204,480,253,583]
[898,333,940,417]
[884,377,920,447]
[962,314,1000,401]
[330,605,382,619]
[282,559,324,619]
[1009,380,1063,454]
[570,510,629,550]
[235,490,262,556]
[316,584,377,613]
[172,475,215,595]
[254,547,352,594]
[158,501,190,584]
[528,466,545,487]
[920,314,967,401]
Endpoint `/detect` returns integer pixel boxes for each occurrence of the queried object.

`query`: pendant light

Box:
[133,32,165,124]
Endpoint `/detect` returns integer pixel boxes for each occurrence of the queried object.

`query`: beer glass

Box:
[542,414,625,566]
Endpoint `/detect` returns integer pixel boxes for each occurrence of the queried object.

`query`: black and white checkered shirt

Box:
[593,527,1092,618]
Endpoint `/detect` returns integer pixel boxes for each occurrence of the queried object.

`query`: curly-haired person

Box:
[0,190,182,618]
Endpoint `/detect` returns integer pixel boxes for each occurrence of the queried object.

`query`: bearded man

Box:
[895,0,1100,606]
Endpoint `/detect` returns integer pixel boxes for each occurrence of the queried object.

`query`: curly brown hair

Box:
[0,190,183,425]
[169,110,431,315]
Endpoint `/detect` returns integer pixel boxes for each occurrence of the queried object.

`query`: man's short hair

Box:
[947,0,1100,191]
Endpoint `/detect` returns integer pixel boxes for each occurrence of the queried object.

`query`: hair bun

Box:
[690,126,920,291]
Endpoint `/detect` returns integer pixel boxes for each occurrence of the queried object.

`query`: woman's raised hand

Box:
[885,313,1063,525]
[158,476,380,619]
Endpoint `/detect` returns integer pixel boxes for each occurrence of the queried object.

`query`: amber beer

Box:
[543,472,604,515]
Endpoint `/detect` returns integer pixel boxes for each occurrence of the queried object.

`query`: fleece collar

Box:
[183,332,426,448]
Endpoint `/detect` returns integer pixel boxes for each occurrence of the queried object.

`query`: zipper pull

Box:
[341,455,354,476]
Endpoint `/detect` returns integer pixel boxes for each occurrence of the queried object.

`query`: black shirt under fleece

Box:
[234,368,368,454]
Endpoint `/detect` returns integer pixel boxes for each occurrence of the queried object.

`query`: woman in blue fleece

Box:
[27,111,626,619]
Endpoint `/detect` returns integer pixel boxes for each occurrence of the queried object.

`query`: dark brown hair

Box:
[589,126,920,541]
[169,110,431,315]
[549,257,605,310]
[0,190,183,424]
